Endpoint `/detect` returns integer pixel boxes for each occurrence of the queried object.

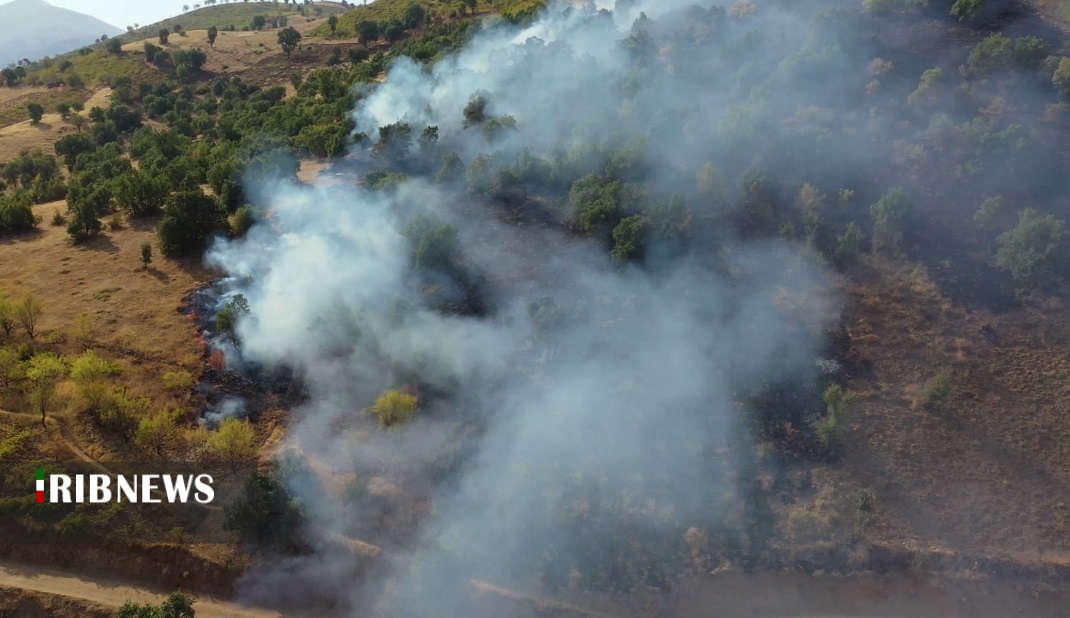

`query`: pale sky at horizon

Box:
[0,0,192,30]
[3,0,360,31]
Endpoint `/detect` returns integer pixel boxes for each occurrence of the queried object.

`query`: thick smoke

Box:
[207,1,844,614]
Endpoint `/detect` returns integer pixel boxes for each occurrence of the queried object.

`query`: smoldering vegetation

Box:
[202,0,1070,614]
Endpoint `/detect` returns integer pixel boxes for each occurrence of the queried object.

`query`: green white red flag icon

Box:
[36,468,44,503]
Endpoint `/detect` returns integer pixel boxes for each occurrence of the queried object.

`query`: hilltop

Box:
[0,0,121,67]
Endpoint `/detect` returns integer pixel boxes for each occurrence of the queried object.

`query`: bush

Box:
[816,384,851,455]
[994,208,1066,282]
[206,417,256,467]
[230,205,255,237]
[162,370,195,391]
[134,410,181,457]
[70,350,121,410]
[222,470,302,548]
[922,370,952,411]
[371,389,419,427]
[115,591,195,618]
[0,192,37,235]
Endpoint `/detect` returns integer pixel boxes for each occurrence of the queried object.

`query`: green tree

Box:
[66,187,108,242]
[994,208,1066,283]
[0,294,14,338]
[223,470,302,547]
[216,294,250,337]
[372,121,413,162]
[56,102,72,119]
[27,102,44,125]
[135,410,181,457]
[611,215,648,264]
[869,188,908,252]
[327,14,338,34]
[277,27,302,57]
[404,3,427,28]
[115,170,169,217]
[251,15,267,31]
[14,293,43,340]
[54,133,94,170]
[159,28,170,44]
[70,350,121,411]
[26,353,67,426]
[357,20,379,47]
[141,242,153,270]
[435,152,464,184]
[1053,57,1070,97]
[0,345,20,388]
[143,42,160,62]
[951,0,984,21]
[371,389,419,427]
[157,189,227,257]
[207,25,218,48]
[105,38,123,54]
[206,417,257,468]
[834,222,865,270]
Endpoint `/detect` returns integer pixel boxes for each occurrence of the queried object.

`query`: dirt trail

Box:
[0,561,279,618]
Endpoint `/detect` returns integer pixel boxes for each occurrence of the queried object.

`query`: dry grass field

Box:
[0,201,212,461]
[0,88,111,161]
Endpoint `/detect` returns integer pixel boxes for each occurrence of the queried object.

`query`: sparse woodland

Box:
[2,0,1070,614]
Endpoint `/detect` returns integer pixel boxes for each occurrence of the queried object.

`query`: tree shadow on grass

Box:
[146,266,171,284]
[75,234,119,253]
[0,228,43,246]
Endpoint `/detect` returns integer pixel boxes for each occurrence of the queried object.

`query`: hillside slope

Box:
[0,0,120,66]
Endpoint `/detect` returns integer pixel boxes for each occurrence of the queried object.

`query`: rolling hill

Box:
[0,0,121,66]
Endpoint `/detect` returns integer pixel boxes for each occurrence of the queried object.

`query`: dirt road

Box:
[0,561,279,618]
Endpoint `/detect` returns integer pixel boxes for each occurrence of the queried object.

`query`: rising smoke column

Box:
[207,1,841,614]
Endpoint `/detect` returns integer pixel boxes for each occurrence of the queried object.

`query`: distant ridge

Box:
[0,0,121,67]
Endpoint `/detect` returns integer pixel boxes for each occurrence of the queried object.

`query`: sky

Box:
[5,0,211,30]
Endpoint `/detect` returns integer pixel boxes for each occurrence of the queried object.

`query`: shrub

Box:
[97,388,151,440]
[371,389,419,427]
[14,293,43,340]
[230,205,255,238]
[70,350,121,410]
[222,469,302,548]
[134,409,181,457]
[816,384,851,455]
[206,417,256,467]
[994,208,1066,282]
[26,102,43,125]
[73,312,94,350]
[162,370,195,391]
[115,591,195,618]
[1054,57,1070,97]
[922,370,952,411]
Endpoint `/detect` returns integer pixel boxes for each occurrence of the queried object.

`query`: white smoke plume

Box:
[207,0,843,614]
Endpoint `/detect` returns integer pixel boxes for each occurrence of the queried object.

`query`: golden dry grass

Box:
[0,88,111,162]
[121,15,347,74]
[0,202,212,452]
